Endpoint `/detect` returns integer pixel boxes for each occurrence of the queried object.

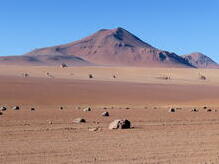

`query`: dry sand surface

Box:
[1,66,219,164]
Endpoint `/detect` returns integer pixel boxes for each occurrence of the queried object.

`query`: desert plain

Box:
[1,65,219,164]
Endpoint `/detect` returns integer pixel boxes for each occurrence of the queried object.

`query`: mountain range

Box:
[0,27,218,68]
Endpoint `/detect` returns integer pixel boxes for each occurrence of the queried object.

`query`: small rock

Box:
[60,63,67,68]
[0,111,3,115]
[89,127,99,132]
[109,119,131,130]
[93,121,100,124]
[191,108,198,112]
[207,109,212,112]
[73,118,86,123]
[49,121,53,124]
[0,106,7,111]
[83,107,91,112]
[31,108,35,111]
[60,106,64,110]
[102,111,109,117]
[89,74,93,79]
[12,106,20,110]
[169,108,176,112]
[23,73,29,78]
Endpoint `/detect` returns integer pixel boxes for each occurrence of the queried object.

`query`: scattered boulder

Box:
[191,108,198,112]
[93,121,100,124]
[109,119,131,130]
[12,106,20,110]
[207,109,212,112]
[49,121,53,124]
[31,108,35,111]
[89,127,99,132]
[89,74,93,79]
[23,73,29,78]
[83,107,92,112]
[200,74,207,80]
[203,106,207,109]
[60,63,67,68]
[0,106,7,111]
[169,108,176,112]
[157,76,170,80]
[0,111,3,115]
[46,72,54,78]
[73,118,86,123]
[102,111,109,117]
[60,106,64,110]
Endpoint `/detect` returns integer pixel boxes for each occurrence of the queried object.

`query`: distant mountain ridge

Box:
[0,27,217,68]
[0,55,92,66]
[182,52,219,68]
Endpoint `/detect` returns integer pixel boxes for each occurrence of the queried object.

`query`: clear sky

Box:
[0,0,219,61]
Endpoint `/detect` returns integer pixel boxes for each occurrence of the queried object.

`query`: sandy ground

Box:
[1,66,219,164]
[0,65,219,86]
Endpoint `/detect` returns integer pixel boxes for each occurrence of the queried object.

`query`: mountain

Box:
[0,55,92,66]
[24,27,194,67]
[182,52,219,68]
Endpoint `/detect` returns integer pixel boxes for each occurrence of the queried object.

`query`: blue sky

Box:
[0,0,219,61]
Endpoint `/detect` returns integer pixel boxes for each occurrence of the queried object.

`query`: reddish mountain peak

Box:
[68,27,155,49]
[23,27,194,67]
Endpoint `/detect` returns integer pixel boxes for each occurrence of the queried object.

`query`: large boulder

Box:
[109,119,131,130]
[73,118,86,123]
